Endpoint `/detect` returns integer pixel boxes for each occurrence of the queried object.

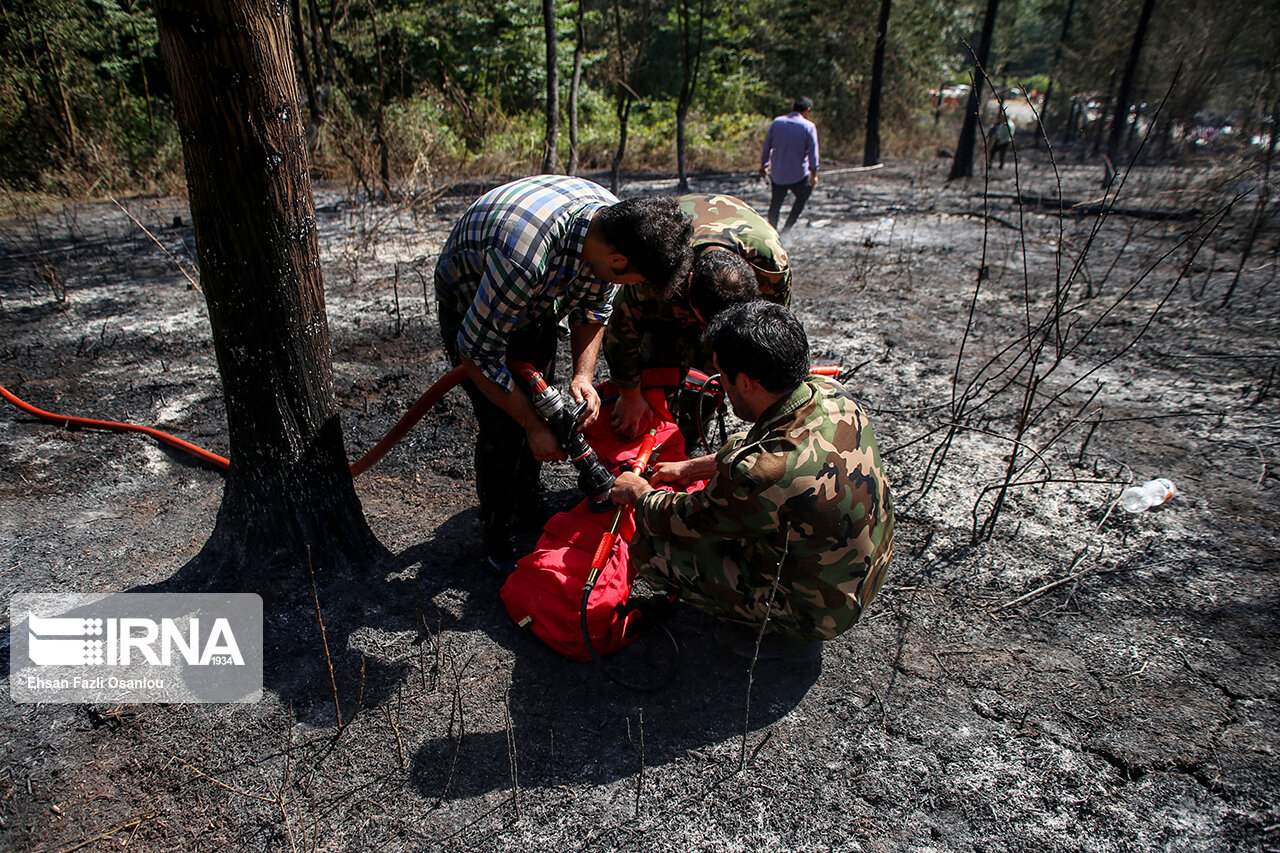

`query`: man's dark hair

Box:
[792,97,813,114]
[704,301,809,394]
[595,196,693,291]
[689,250,758,322]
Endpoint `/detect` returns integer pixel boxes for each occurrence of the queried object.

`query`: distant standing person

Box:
[987,117,1014,169]
[759,97,820,233]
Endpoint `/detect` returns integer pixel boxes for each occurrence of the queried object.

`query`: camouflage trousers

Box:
[628,531,829,640]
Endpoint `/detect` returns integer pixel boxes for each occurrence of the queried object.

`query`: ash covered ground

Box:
[1,154,1278,852]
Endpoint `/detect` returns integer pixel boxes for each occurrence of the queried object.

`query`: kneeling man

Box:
[610,302,894,640]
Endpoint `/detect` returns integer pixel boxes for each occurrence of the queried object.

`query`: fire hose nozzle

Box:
[524,374,616,511]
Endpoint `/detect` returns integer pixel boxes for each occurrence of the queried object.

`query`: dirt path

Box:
[2,155,1277,851]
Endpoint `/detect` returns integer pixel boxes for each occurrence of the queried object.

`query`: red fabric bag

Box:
[499,382,685,661]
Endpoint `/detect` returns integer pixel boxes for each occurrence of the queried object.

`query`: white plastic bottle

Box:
[1120,478,1178,513]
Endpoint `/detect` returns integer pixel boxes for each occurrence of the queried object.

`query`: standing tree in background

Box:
[674,0,706,191]
[153,0,381,593]
[949,0,1001,180]
[1035,0,1076,148]
[863,0,892,166]
[289,0,322,145]
[608,0,651,193]
[541,0,560,173]
[1104,0,1157,184]
[0,0,164,190]
[366,5,393,197]
[567,0,586,175]
[289,0,339,150]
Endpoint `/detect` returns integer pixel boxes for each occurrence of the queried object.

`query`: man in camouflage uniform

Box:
[610,302,894,640]
[606,193,791,441]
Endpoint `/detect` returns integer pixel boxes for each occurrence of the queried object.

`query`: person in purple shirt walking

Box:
[758,97,820,233]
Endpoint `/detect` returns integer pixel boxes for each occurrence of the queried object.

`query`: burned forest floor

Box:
[1,151,1278,852]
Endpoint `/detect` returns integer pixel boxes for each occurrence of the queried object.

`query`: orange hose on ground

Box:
[1,365,469,478]
[0,381,231,470]
[348,365,467,475]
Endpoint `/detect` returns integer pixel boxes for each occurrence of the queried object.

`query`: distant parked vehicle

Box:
[930,84,971,108]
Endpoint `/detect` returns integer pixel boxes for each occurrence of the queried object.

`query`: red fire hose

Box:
[0,382,232,470]
[347,366,467,475]
[0,366,468,478]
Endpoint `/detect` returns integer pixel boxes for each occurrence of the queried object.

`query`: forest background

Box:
[2,0,1278,206]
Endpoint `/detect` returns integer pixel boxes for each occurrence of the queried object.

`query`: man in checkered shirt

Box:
[435,174,693,564]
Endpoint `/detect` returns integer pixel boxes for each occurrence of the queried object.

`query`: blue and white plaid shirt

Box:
[434,175,620,391]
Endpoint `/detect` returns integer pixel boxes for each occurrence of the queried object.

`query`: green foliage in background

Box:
[1,0,1276,200]
[0,0,182,194]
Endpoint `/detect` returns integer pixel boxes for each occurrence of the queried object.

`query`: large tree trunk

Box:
[541,0,560,174]
[863,0,892,166]
[948,0,1001,180]
[154,0,381,595]
[1104,0,1157,185]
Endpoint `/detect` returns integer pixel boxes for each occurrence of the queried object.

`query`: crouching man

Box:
[609,302,894,641]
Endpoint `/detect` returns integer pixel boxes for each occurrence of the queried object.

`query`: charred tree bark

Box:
[863,0,892,166]
[154,0,382,595]
[541,0,560,173]
[1062,97,1078,146]
[948,0,1000,180]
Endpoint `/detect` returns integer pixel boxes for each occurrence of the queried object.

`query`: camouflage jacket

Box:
[603,193,791,388]
[633,377,894,639]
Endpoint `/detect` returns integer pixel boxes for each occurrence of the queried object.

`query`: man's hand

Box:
[808,172,819,187]
[610,388,654,439]
[610,471,652,506]
[525,420,567,462]
[569,323,606,427]
[568,376,601,428]
[650,455,718,487]
[461,357,567,461]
